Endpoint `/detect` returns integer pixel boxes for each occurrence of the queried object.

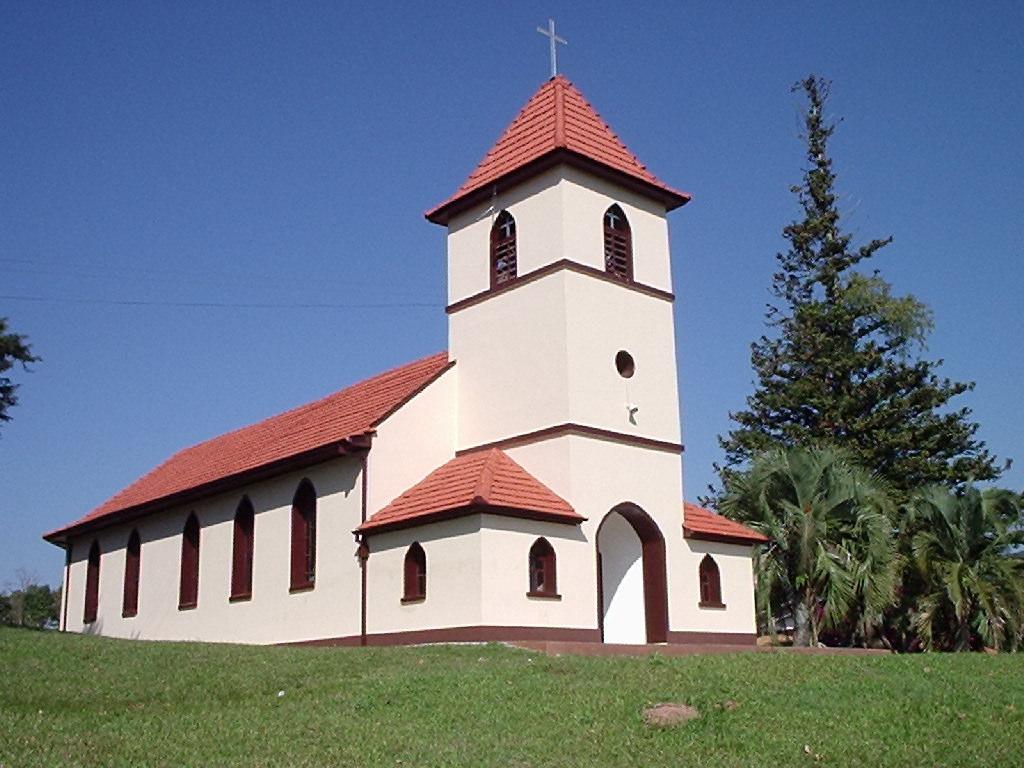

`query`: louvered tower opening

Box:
[490,210,518,288]
[603,204,633,281]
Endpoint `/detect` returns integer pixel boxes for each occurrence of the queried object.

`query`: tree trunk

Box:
[793,601,812,647]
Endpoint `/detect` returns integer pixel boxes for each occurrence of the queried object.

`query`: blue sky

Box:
[2,2,1021,586]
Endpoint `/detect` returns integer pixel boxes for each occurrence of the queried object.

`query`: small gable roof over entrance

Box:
[683,503,769,545]
[44,352,452,544]
[426,75,690,224]
[358,448,582,535]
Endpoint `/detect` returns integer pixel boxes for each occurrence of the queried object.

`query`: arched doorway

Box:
[596,504,668,644]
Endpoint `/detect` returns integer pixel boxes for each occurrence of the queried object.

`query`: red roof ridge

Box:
[471,448,500,505]
[425,75,690,224]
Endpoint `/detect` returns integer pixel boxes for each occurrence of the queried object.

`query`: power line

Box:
[0,294,441,310]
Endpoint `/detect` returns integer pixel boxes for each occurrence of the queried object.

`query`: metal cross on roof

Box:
[536,18,567,79]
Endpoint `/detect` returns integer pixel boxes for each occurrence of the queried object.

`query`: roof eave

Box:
[356,502,584,537]
[43,435,373,545]
[425,148,691,226]
[683,526,768,547]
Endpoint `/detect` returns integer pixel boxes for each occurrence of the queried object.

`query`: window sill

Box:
[289,583,315,595]
[229,592,252,603]
[401,595,425,605]
[122,611,137,619]
[698,601,727,610]
[178,601,197,611]
[527,591,562,600]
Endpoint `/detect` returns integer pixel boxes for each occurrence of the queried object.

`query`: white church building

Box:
[45,75,767,647]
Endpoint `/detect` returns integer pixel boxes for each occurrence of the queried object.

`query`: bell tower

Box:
[426,75,691,457]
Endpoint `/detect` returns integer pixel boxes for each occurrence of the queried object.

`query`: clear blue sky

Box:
[2,2,1021,586]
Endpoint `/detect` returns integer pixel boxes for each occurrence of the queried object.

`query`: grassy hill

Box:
[1,627,1022,767]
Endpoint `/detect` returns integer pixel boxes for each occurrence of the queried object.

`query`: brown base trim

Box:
[457,423,683,457]
[281,627,758,648]
[446,258,674,314]
[280,625,602,648]
[667,631,757,646]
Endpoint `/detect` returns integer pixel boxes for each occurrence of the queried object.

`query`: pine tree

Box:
[0,316,40,429]
[718,76,999,500]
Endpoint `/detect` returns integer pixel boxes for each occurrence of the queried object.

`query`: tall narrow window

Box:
[231,497,255,601]
[179,513,200,610]
[528,538,558,597]
[698,554,723,607]
[402,542,426,602]
[290,480,317,591]
[603,204,633,281]
[84,540,100,623]
[490,210,517,288]
[122,529,141,618]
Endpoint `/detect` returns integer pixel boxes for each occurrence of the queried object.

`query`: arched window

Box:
[179,513,200,610]
[490,210,517,288]
[84,540,101,623]
[122,530,141,618]
[290,480,317,591]
[402,542,426,602]
[603,204,633,281]
[528,537,558,597]
[698,554,723,607]
[231,497,255,601]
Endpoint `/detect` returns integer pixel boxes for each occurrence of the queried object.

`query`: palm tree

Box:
[720,446,899,646]
[907,485,1024,651]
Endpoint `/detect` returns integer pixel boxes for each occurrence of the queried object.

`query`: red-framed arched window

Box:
[698,554,723,607]
[603,204,633,281]
[84,540,101,623]
[290,480,317,591]
[490,210,517,288]
[122,529,141,618]
[179,513,200,610]
[528,537,558,597]
[402,542,426,603]
[231,496,255,601]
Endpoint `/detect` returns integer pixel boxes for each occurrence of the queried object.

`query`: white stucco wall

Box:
[449,273,571,449]
[477,514,591,629]
[563,270,682,445]
[367,364,456,514]
[364,515,482,634]
[63,457,363,645]
[676,539,758,635]
[444,164,673,306]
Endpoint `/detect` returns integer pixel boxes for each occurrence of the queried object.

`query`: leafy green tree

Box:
[718,76,998,501]
[0,316,40,428]
[720,445,899,646]
[908,485,1024,651]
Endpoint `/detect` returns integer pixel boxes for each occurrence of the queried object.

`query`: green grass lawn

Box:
[1,627,1022,767]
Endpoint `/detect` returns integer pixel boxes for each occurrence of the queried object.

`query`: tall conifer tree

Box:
[718,76,998,499]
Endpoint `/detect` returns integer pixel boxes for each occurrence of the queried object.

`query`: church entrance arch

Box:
[596,504,668,644]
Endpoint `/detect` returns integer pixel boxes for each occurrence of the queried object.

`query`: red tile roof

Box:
[426,75,690,223]
[358,448,582,535]
[45,352,452,542]
[683,503,768,545]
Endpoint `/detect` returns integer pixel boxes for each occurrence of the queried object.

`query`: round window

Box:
[615,350,635,378]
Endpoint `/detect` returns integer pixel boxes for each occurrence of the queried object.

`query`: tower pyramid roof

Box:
[426,75,690,224]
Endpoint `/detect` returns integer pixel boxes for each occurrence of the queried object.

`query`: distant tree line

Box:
[716,77,1023,652]
[1,571,61,629]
